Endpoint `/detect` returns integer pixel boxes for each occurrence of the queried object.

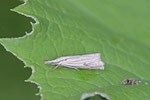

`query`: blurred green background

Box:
[0,0,40,100]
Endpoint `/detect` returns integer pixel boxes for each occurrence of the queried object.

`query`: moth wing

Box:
[45,56,70,64]
[59,53,104,67]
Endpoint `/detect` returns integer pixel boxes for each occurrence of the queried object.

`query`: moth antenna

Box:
[48,65,60,72]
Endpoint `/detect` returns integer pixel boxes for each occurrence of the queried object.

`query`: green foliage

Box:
[0,0,150,100]
[0,0,39,100]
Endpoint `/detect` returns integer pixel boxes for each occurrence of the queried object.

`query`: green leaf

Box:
[0,0,39,100]
[0,0,150,100]
[0,0,34,38]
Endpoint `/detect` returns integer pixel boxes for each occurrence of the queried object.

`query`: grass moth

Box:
[45,53,105,71]
[121,78,141,85]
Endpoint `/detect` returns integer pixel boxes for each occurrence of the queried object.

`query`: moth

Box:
[45,53,105,71]
[121,78,141,85]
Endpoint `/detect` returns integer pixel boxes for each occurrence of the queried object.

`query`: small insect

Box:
[45,53,105,71]
[121,78,141,85]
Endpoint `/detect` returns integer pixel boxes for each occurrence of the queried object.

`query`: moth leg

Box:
[48,65,60,72]
[72,67,80,71]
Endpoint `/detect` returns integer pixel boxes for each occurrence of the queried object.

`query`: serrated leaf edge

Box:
[0,0,42,99]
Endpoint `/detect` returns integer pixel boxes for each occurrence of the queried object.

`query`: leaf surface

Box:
[0,0,150,100]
